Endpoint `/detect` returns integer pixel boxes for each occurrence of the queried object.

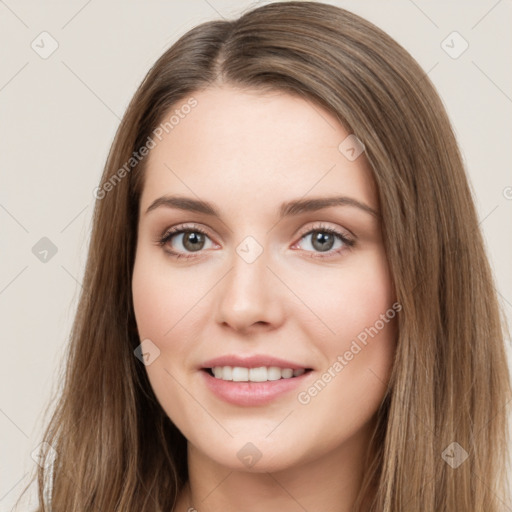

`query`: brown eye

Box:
[180,231,206,252]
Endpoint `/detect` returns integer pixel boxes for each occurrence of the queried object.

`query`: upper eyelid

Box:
[296,223,354,241]
[160,222,354,247]
[160,224,212,244]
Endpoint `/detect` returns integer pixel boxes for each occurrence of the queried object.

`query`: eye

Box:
[157,224,216,259]
[156,222,355,260]
[293,223,355,258]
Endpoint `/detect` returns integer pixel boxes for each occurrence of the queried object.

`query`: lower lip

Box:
[200,369,313,406]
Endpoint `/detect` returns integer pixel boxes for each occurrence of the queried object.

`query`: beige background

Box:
[1,0,511,510]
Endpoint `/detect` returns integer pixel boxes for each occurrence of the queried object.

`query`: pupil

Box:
[313,231,334,252]
[184,232,204,251]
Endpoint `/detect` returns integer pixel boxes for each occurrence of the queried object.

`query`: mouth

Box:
[202,366,314,382]
[200,365,314,406]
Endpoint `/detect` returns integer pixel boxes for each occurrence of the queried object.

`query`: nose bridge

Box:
[214,235,283,330]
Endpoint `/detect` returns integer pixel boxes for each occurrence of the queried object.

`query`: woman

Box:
[20,1,511,510]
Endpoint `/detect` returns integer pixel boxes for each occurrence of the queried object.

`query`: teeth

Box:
[232,367,249,381]
[281,368,293,378]
[210,366,307,382]
[223,366,233,380]
[249,367,267,382]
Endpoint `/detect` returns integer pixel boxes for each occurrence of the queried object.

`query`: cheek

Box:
[293,248,397,405]
[132,269,168,340]
[131,249,210,383]
[131,252,189,401]
[131,252,197,426]
[132,250,197,342]
[297,248,396,346]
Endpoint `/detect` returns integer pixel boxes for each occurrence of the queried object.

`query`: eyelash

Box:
[156,223,355,260]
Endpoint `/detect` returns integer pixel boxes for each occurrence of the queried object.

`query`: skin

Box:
[132,85,397,512]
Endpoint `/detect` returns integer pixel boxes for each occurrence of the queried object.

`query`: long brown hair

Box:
[17,2,511,510]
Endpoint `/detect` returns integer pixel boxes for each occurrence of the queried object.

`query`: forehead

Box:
[139,85,377,215]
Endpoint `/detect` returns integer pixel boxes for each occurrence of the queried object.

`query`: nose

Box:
[214,246,285,333]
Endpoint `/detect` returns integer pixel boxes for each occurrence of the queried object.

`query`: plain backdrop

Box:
[1,1,511,510]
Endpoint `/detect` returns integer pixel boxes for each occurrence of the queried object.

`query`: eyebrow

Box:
[145,195,379,219]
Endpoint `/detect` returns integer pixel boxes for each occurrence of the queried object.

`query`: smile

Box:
[206,366,310,382]
[200,367,314,406]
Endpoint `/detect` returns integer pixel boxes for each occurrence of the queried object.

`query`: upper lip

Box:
[201,354,312,371]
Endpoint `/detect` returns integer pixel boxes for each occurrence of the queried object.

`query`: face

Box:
[132,85,398,473]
